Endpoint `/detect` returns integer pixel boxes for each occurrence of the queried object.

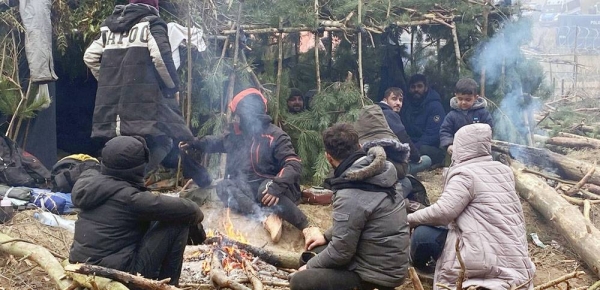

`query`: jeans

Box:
[419,145,446,167]
[408,155,432,175]
[290,268,395,290]
[410,225,448,273]
[131,221,189,286]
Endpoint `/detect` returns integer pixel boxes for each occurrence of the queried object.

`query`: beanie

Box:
[229,88,268,116]
[289,88,303,100]
[101,136,149,170]
[129,0,159,9]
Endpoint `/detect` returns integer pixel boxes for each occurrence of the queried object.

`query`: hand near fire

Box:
[261,192,279,206]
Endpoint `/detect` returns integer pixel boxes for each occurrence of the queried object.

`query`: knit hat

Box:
[288,88,303,100]
[102,136,149,170]
[229,88,268,117]
[129,0,159,9]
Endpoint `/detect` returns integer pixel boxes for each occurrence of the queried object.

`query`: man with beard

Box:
[400,74,446,168]
[287,88,305,113]
[180,88,318,244]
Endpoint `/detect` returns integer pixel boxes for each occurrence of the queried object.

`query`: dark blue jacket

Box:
[400,88,446,149]
[377,102,421,163]
[439,97,493,148]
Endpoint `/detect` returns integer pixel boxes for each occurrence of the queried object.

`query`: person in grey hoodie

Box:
[290,123,409,290]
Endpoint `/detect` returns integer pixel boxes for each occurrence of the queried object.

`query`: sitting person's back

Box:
[408,123,535,290]
[69,136,204,286]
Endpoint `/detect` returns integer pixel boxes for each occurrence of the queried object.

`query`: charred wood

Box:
[205,236,301,269]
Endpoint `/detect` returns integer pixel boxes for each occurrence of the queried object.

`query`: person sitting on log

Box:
[439,78,493,157]
[408,123,535,289]
[69,136,206,286]
[290,123,409,290]
[180,88,316,244]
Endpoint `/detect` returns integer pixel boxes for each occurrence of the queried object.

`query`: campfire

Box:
[181,208,296,289]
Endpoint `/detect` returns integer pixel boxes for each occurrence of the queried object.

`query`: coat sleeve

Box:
[407,172,473,227]
[266,133,302,197]
[385,111,421,163]
[192,135,226,153]
[415,102,446,148]
[147,20,180,98]
[130,191,204,225]
[439,113,455,148]
[306,192,367,269]
[83,32,105,80]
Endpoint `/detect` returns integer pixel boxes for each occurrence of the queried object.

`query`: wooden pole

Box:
[186,4,193,127]
[275,17,283,125]
[314,0,321,92]
[480,2,489,97]
[357,0,365,99]
[573,26,579,92]
[451,22,461,75]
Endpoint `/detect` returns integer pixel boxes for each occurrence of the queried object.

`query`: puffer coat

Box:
[408,123,535,290]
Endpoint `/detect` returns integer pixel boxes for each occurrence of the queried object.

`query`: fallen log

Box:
[205,236,301,269]
[533,271,585,290]
[584,183,600,195]
[66,272,129,290]
[210,250,251,290]
[566,163,596,195]
[64,263,179,290]
[0,232,72,290]
[512,162,600,277]
[546,137,600,149]
[493,140,600,187]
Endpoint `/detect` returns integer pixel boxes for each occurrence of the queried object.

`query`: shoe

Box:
[263,214,283,243]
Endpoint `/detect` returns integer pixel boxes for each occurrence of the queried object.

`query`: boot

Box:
[263,214,283,243]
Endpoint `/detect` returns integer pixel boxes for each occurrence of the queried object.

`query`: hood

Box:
[362,138,410,164]
[356,104,397,142]
[343,146,397,187]
[71,170,121,209]
[406,88,442,108]
[451,123,493,164]
[104,4,159,33]
[449,96,487,111]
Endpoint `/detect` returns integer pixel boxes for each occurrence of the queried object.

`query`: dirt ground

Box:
[1,161,599,289]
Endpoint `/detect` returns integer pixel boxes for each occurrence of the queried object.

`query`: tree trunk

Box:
[546,136,600,149]
[511,162,600,277]
[0,233,72,290]
[64,264,180,290]
[205,236,301,269]
[492,140,600,186]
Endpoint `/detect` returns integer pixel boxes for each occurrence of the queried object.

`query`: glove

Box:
[187,223,207,245]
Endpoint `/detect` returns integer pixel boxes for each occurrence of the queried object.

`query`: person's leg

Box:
[131,222,189,285]
[418,145,446,167]
[290,268,363,290]
[408,155,432,175]
[216,179,262,216]
[145,135,174,175]
[410,225,448,273]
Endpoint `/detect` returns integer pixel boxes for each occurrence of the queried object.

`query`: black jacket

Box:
[400,89,446,148]
[83,4,192,140]
[69,170,203,271]
[378,102,421,163]
[193,118,302,200]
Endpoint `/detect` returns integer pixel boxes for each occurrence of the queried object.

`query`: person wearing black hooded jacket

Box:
[69,136,205,286]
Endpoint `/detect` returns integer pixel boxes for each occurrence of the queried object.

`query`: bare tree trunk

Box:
[314,0,321,92]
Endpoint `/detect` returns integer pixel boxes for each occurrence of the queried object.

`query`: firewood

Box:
[581,189,600,200]
[532,271,585,290]
[584,183,600,195]
[566,162,597,195]
[64,263,180,290]
[408,267,425,290]
[546,137,600,149]
[559,194,600,206]
[66,271,129,290]
[522,168,576,185]
[0,232,72,290]
[455,238,466,290]
[512,162,600,278]
[210,250,251,290]
[493,140,600,187]
[243,259,263,290]
[205,236,301,269]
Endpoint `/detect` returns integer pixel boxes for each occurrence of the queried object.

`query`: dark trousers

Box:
[419,145,446,167]
[216,179,309,230]
[145,135,173,175]
[131,222,189,286]
[410,225,448,273]
[290,269,395,290]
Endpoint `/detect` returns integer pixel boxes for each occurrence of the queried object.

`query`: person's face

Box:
[409,81,427,99]
[384,93,403,112]
[455,93,478,110]
[287,95,304,113]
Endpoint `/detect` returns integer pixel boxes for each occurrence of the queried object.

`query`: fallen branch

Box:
[0,232,71,290]
[64,263,179,290]
[584,184,600,195]
[566,163,597,196]
[589,280,600,290]
[243,259,263,290]
[65,271,128,290]
[210,250,251,290]
[455,238,465,290]
[205,236,300,269]
[408,267,425,290]
[560,194,600,206]
[533,271,585,290]
[581,189,600,200]
[522,168,576,185]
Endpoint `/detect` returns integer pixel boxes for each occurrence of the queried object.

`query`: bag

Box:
[0,135,50,187]
[51,154,100,193]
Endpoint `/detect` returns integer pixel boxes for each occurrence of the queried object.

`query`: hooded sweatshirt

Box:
[439,97,493,148]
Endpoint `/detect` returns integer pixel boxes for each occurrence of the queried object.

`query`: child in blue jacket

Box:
[440,78,493,155]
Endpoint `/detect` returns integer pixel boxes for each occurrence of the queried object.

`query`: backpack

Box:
[51,154,100,193]
[0,135,51,187]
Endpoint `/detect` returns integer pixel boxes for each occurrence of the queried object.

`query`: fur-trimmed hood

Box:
[342,146,397,187]
[450,96,487,111]
[362,138,410,164]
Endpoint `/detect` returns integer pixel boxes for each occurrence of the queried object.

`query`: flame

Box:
[222,208,248,243]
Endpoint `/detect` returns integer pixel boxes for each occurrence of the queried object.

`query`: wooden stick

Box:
[581,189,600,200]
[274,17,283,125]
[522,168,576,185]
[560,194,600,205]
[357,0,365,101]
[584,183,600,195]
[243,259,263,290]
[566,162,596,196]
[589,280,600,290]
[66,271,129,290]
[584,200,592,220]
[451,23,461,74]
[408,267,425,290]
[533,271,585,290]
[455,237,465,290]
[65,263,180,290]
[314,0,321,93]
[210,250,251,290]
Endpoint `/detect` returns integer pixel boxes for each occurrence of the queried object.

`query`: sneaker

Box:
[263,214,283,243]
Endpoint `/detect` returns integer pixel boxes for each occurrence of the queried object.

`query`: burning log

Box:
[243,260,263,290]
[511,162,600,278]
[210,250,251,290]
[64,264,179,290]
[205,236,301,269]
[492,140,600,187]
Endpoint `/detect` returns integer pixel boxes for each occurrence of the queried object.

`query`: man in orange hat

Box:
[180,88,316,243]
